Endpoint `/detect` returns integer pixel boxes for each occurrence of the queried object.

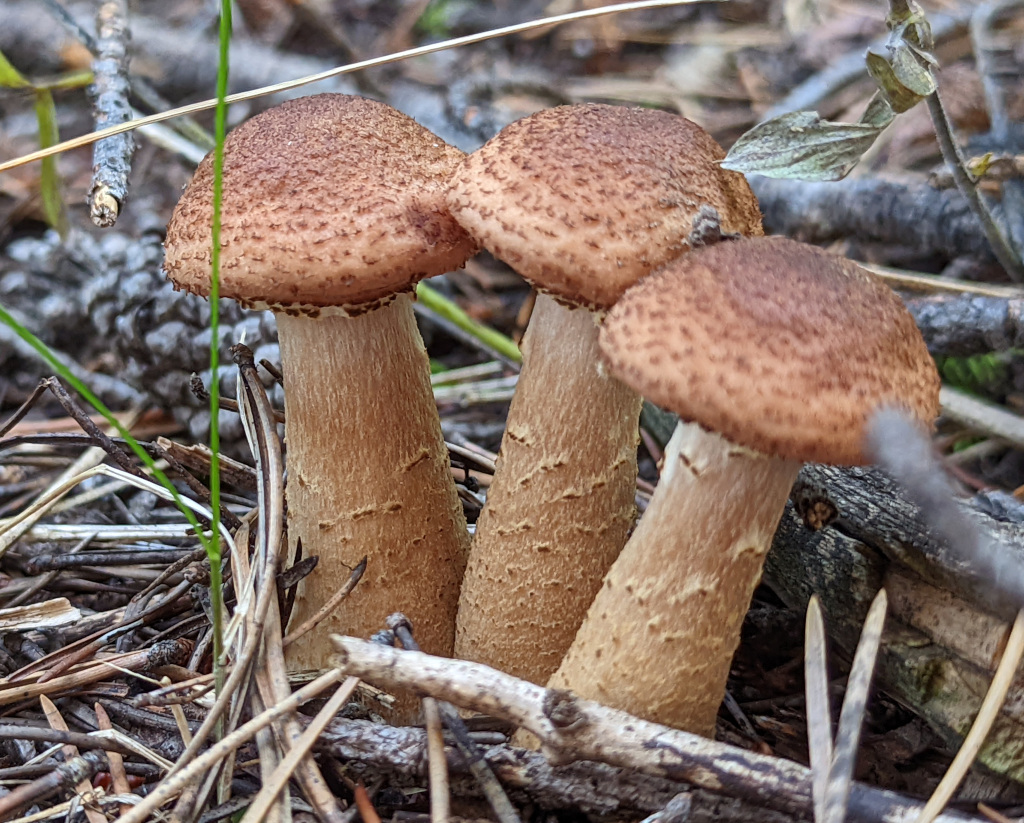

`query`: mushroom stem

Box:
[548,420,800,737]
[455,293,642,684]
[279,294,470,673]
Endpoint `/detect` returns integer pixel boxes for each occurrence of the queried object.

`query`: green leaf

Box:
[721,110,886,181]
[866,44,935,114]
[858,91,896,129]
[0,48,30,88]
[33,89,68,236]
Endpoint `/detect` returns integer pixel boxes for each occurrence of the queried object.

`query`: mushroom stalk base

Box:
[279,295,470,678]
[549,420,800,737]
[455,293,641,685]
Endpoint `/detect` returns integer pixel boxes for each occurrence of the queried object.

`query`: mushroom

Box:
[548,236,941,736]
[163,94,476,673]
[446,104,763,684]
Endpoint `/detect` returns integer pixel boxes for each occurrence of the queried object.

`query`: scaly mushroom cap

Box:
[447,103,763,310]
[164,94,476,312]
[600,236,941,465]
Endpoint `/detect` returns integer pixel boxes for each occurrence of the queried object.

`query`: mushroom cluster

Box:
[163,94,940,737]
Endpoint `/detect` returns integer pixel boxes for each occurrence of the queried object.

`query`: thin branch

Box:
[87,0,135,227]
[926,89,1024,282]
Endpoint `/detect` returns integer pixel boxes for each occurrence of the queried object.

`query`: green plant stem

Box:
[926,89,1024,283]
[415,281,522,364]
[207,0,232,702]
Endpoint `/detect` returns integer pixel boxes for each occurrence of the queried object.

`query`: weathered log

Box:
[317,719,799,823]
[766,464,1024,783]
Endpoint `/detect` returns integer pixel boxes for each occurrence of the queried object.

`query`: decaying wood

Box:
[331,637,980,823]
[764,464,1024,783]
[749,176,995,263]
[786,464,1024,621]
[905,294,1024,356]
[316,718,797,823]
[88,0,135,228]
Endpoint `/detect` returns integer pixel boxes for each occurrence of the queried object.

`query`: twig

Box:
[239,677,361,823]
[763,11,966,119]
[115,669,347,823]
[281,557,366,648]
[0,751,105,822]
[926,89,1024,282]
[330,638,977,823]
[6,530,96,608]
[388,614,520,823]
[0,725,133,756]
[24,549,195,572]
[87,0,135,227]
[0,379,49,438]
[971,0,1024,259]
[940,386,1024,452]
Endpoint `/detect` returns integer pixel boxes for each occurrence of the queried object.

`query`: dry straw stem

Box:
[238,676,361,823]
[0,0,712,174]
[330,638,972,823]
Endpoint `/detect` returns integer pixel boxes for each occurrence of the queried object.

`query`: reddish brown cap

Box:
[446,104,763,311]
[164,94,476,312]
[599,237,940,465]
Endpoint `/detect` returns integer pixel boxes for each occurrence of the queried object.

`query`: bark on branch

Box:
[330,638,979,823]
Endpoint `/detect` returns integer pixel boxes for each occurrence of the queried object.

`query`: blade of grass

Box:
[206,0,232,693]
[416,282,521,364]
[0,0,712,174]
[0,48,67,234]
[33,88,68,236]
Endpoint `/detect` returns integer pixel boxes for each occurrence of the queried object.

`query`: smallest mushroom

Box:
[547,235,941,737]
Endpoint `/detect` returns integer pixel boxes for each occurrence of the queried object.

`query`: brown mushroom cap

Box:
[164,94,476,311]
[599,236,941,465]
[447,104,763,311]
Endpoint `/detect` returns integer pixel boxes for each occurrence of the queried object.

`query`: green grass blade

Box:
[33,88,69,236]
[416,281,522,363]
[0,48,68,235]
[0,49,30,88]
[204,0,233,683]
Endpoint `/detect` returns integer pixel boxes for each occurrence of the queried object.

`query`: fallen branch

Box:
[330,637,979,823]
[87,0,135,228]
[316,718,795,823]
[905,293,1024,356]
[749,175,996,263]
